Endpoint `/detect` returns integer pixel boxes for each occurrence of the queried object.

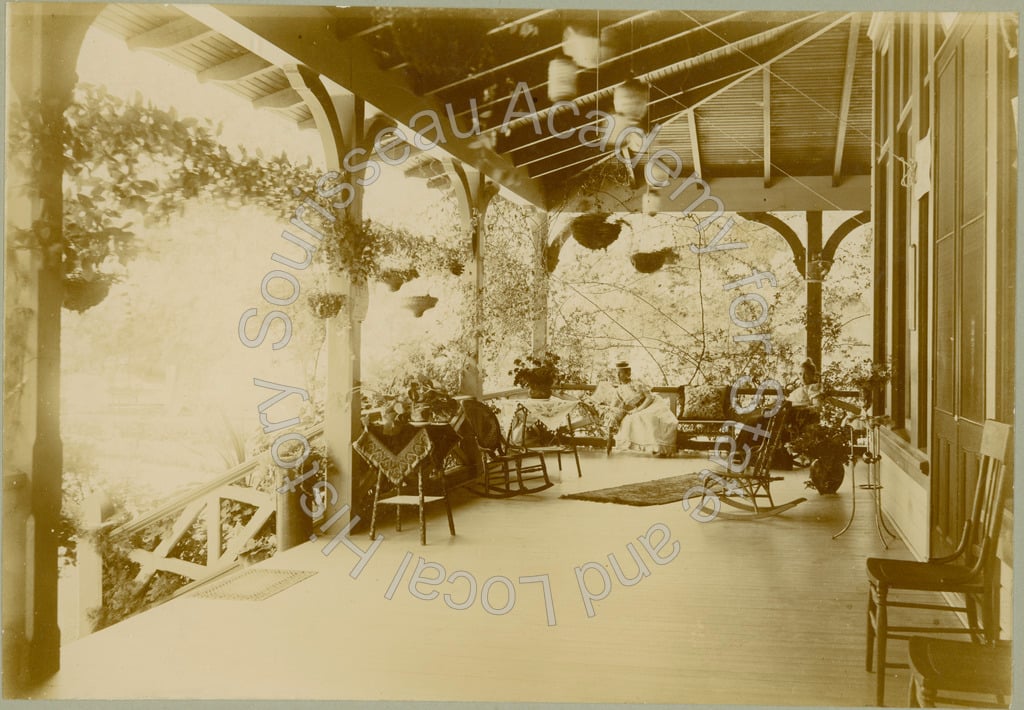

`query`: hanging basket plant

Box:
[63,272,114,313]
[378,268,419,292]
[307,290,346,319]
[570,213,626,250]
[402,294,438,318]
[629,248,675,274]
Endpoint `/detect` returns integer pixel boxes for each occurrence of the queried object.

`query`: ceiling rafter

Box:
[833,14,862,186]
[197,53,273,83]
[126,17,216,50]
[763,67,772,186]
[688,109,703,180]
[193,4,547,207]
[540,13,853,198]
[525,15,850,184]
[497,14,828,162]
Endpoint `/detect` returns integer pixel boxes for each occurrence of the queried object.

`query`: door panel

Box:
[929,20,989,558]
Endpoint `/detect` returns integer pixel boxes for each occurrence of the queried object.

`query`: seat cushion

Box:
[909,637,1011,696]
[682,385,729,420]
[866,556,979,591]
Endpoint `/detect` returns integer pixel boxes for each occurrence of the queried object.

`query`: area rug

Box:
[561,473,706,506]
[194,568,317,602]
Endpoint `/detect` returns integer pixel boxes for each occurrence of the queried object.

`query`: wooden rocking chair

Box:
[696,402,807,520]
[460,399,554,498]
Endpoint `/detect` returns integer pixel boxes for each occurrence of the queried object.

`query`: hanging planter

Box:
[307,290,346,319]
[402,294,438,318]
[63,273,113,313]
[547,57,578,102]
[562,25,616,69]
[613,79,649,122]
[570,213,626,250]
[378,268,419,292]
[630,248,674,274]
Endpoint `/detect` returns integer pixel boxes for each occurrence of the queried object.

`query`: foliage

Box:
[788,421,852,467]
[510,351,566,390]
[8,84,321,311]
[306,290,346,319]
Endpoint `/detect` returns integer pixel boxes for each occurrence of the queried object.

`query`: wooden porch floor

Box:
[33,451,939,704]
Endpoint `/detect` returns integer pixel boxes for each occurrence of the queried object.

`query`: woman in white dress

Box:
[591,362,678,457]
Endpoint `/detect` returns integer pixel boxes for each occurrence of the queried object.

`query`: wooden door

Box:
[930,19,989,557]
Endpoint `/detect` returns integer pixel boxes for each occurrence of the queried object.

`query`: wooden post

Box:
[805,211,824,370]
[283,66,366,536]
[4,4,99,690]
[77,492,114,636]
[447,162,497,397]
[529,208,550,357]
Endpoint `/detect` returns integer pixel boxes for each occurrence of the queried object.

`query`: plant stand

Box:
[832,420,898,546]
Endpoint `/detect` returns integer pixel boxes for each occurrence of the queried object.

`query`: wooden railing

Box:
[105,424,324,590]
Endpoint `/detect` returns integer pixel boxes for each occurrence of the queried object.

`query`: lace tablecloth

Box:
[488,396,580,432]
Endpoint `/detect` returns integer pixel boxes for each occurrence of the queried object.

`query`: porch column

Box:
[447,162,497,397]
[5,3,99,690]
[529,209,550,356]
[284,66,366,536]
[805,211,824,369]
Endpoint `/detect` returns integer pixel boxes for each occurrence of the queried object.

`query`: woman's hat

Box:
[615,360,631,370]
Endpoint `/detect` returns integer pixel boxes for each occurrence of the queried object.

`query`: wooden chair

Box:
[460,399,553,498]
[907,636,1011,708]
[510,403,583,479]
[866,420,1012,706]
[697,402,807,519]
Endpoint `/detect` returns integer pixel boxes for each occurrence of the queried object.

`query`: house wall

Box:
[869,11,1016,638]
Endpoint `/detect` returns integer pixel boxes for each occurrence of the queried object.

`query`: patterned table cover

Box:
[353,422,460,486]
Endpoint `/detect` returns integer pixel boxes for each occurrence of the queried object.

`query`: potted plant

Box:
[510,351,564,399]
[789,421,852,494]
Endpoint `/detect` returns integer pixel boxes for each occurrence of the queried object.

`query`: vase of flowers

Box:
[510,351,564,399]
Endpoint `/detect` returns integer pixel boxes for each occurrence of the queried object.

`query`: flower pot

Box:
[570,213,623,250]
[402,294,438,317]
[808,457,845,495]
[528,385,553,399]
[64,273,112,313]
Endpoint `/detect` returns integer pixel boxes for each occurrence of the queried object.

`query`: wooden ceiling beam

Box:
[198,53,273,83]
[537,15,852,191]
[252,87,303,110]
[126,17,215,50]
[762,67,772,187]
[832,14,861,187]
[688,109,703,180]
[505,13,849,176]
[191,4,546,208]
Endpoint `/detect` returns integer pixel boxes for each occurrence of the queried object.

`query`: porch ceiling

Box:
[93,5,872,212]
